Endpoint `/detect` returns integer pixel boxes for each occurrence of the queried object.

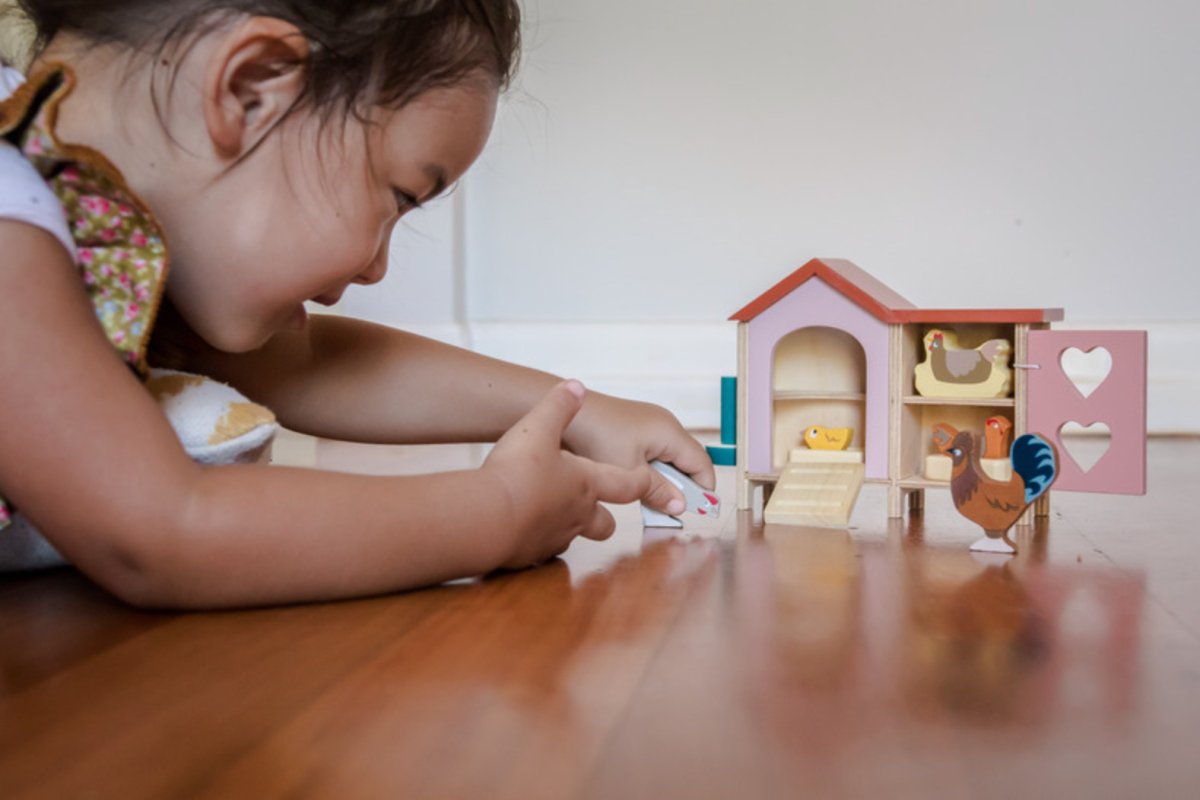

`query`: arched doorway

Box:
[770,326,867,471]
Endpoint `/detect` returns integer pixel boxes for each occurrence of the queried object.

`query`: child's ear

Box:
[203,17,310,158]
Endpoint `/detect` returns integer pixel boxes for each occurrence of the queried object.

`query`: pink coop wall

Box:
[746,278,891,479]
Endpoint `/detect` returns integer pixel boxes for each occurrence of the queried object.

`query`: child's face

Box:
[166,81,497,352]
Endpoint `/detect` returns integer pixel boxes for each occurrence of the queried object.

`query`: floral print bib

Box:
[0,65,171,530]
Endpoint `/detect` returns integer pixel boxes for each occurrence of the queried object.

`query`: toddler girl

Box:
[0,0,714,608]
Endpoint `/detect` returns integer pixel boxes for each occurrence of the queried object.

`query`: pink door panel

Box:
[1026,330,1147,495]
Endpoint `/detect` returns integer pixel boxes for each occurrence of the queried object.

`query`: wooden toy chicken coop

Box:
[730,258,1146,527]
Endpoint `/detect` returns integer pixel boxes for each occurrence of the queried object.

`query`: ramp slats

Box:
[763,460,865,529]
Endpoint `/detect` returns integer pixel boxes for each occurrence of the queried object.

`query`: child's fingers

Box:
[507,380,587,447]
[582,504,617,542]
[641,469,688,515]
[657,437,717,491]
[586,460,684,514]
[585,459,652,505]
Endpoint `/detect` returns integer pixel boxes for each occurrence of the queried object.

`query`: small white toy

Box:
[146,369,277,465]
[640,460,720,528]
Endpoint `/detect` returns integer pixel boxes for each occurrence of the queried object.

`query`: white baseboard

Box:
[466,322,736,430]
[459,320,1198,434]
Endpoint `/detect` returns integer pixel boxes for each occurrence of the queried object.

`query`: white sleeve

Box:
[0,65,24,97]
[0,139,77,261]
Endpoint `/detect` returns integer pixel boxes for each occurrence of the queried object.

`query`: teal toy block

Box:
[706,444,736,466]
[720,376,737,446]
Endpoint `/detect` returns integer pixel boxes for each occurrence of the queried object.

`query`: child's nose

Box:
[354,247,389,286]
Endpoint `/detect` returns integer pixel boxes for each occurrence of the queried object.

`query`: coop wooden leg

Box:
[737,474,751,511]
[888,485,903,518]
[907,488,925,512]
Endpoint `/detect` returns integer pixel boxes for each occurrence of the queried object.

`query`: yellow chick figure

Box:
[802,425,854,451]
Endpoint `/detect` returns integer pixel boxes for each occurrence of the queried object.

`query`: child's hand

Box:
[482,381,677,569]
[563,391,717,501]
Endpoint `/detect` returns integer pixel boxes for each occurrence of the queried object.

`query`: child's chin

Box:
[251,307,309,349]
[221,309,308,352]
[210,322,284,355]
[288,305,310,331]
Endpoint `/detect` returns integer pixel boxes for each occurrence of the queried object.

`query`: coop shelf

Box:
[897,475,951,489]
[902,395,1014,408]
[774,391,866,401]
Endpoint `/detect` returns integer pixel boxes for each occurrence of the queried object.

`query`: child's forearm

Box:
[109,465,516,609]
[186,317,714,492]
[193,317,689,476]
[191,316,564,445]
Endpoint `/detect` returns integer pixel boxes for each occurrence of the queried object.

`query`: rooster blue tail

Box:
[1011,433,1058,504]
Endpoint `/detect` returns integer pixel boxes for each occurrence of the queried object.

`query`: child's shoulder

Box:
[0,65,76,260]
[0,138,75,260]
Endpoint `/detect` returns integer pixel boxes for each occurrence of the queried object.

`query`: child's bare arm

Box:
[186,315,582,444]
[189,315,717,492]
[0,223,661,608]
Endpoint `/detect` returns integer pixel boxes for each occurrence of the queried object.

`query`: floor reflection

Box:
[900,550,1050,723]
[751,526,862,694]
[735,513,1145,732]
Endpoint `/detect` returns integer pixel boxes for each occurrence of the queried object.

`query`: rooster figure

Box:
[932,427,1058,554]
[915,329,1012,398]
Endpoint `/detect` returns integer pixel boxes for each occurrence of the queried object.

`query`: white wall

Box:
[342,0,1200,432]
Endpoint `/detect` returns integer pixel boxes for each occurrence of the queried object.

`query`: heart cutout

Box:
[1058,421,1112,473]
[1060,347,1112,399]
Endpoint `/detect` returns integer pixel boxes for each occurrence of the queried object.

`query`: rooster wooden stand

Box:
[729,258,1147,551]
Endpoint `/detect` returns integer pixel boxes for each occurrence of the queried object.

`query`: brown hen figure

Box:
[930,332,1007,383]
[983,415,1013,459]
[914,329,1013,398]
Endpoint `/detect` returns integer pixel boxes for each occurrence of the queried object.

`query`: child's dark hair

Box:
[16,0,521,115]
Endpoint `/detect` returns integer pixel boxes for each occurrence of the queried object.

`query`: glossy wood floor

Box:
[2,436,1198,799]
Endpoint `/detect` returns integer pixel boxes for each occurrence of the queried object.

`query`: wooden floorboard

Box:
[1,437,1198,798]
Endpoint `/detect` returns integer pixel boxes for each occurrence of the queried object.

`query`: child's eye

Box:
[393,189,421,213]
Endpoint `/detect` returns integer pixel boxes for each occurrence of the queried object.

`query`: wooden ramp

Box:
[764,459,865,529]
